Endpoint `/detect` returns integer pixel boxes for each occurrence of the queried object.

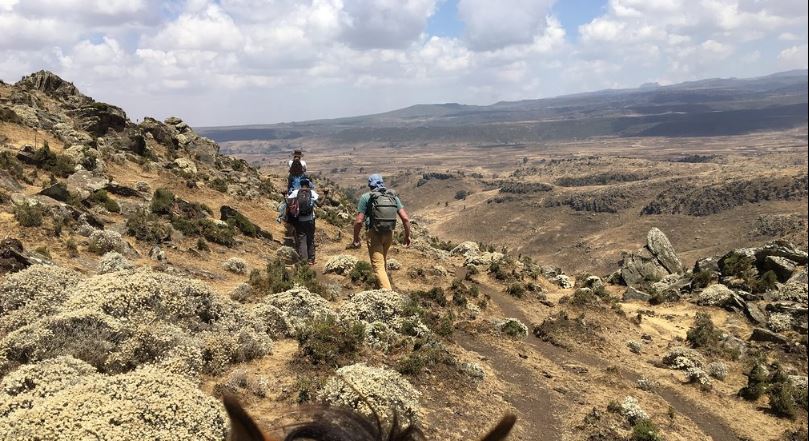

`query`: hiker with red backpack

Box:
[352,174,411,290]
[287,177,319,265]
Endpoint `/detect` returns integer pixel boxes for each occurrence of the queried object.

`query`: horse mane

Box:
[223,395,516,441]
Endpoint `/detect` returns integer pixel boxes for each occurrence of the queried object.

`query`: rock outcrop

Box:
[619,228,683,288]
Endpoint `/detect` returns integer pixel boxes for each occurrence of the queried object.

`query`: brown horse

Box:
[223,395,517,441]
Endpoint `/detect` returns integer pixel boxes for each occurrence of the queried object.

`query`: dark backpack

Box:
[287,188,314,219]
[368,188,399,232]
[289,158,304,175]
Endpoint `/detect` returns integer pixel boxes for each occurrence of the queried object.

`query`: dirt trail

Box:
[480,281,741,441]
[456,334,563,441]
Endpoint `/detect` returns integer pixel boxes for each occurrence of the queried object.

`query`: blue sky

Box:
[1,0,807,125]
[427,0,607,40]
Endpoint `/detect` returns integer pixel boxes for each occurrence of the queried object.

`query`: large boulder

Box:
[15,70,82,101]
[68,102,128,137]
[620,228,683,289]
[694,284,735,307]
[646,227,683,274]
[762,256,798,282]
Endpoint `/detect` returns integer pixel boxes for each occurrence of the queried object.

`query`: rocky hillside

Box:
[1,72,807,441]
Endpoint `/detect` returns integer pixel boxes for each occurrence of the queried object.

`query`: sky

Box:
[1,0,807,126]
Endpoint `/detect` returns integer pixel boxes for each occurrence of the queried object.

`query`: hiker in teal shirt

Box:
[352,174,411,290]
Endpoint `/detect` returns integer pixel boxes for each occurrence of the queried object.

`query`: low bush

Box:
[296,316,365,366]
[631,419,662,441]
[125,210,171,243]
[150,188,175,215]
[14,203,43,227]
[739,363,770,401]
[88,189,120,213]
[349,261,378,288]
[686,312,720,349]
[30,143,75,177]
[210,178,228,193]
[412,287,447,307]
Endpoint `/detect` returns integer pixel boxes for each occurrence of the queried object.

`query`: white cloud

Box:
[340,0,437,49]
[778,44,809,69]
[458,0,556,51]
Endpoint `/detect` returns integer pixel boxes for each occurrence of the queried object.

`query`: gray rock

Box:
[693,256,720,274]
[646,227,683,274]
[623,287,651,302]
[620,248,669,287]
[744,302,769,326]
[763,256,798,282]
[749,328,788,345]
[754,242,808,266]
[66,170,109,199]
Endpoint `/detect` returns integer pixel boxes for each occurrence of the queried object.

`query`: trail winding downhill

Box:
[470,274,741,441]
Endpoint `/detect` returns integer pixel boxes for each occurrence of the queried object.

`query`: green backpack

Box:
[369,188,399,232]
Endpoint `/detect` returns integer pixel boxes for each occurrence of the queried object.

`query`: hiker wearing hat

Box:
[287,178,319,265]
[352,174,411,289]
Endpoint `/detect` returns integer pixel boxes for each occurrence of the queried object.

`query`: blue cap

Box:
[368,174,384,189]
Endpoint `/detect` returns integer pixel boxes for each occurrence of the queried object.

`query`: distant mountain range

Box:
[198,70,808,145]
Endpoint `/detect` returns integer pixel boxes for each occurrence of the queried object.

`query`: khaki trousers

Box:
[366,229,393,289]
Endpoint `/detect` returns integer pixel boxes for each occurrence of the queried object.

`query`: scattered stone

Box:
[749,327,789,345]
[763,256,798,282]
[744,302,769,326]
[174,158,197,174]
[695,284,735,307]
[693,256,720,274]
[623,286,651,302]
[38,183,71,203]
[627,340,642,354]
[0,238,32,274]
[458,362,485,381]
[583,275,604,290]
[135,181,151,193]
[149,246,166,262]
[554,274,574,289]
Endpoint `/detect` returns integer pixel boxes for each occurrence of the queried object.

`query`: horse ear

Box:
[222,395,275,441]
[478,414,517,441]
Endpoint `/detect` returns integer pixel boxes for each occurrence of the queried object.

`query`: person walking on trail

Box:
[352,174,411,290]
[287,150,309,192]
[287,178,319,265]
